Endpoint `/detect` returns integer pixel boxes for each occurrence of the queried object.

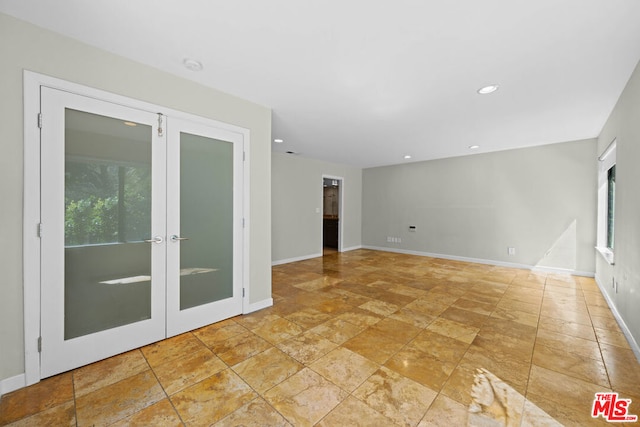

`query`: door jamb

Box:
[23,70,251,386]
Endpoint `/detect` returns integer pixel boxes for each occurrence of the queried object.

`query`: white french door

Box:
[165,117,244,336]
[39,87,243,377]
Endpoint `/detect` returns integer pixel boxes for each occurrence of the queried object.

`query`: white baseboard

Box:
[0,373,26,397]
[594,277,640,363]
[361,246,595,277]
[244,298,273,314]
[530,265,595,277]
[271,246,364,266]
[272,253,322,266]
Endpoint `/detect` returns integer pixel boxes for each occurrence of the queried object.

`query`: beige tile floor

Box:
[2,249,640,426]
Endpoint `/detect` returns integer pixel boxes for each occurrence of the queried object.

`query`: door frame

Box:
[23,71,251,386]
[321,174,344,253]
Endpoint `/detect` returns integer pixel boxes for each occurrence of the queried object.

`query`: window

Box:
[65,160,151,246]
[597,139,616,264]
[606,164,616,250]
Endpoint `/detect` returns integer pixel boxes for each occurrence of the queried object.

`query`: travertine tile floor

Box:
[2,249,640,426]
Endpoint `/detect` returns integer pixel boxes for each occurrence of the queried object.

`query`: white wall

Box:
[272,153,362,263]
[362,140,597,274]
[0,13,272,384]
[595,60,640,353]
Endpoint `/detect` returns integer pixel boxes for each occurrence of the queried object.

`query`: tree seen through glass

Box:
[65,161,151,246]
[606,164,615,250]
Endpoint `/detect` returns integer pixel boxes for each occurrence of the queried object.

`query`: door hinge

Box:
[243,151,246,161]
[37,336,42,353]
[242,218,245,228]
[37,223,43,238]
[37,113,43,129]
[157,113,164,137]
[242,288,245,298]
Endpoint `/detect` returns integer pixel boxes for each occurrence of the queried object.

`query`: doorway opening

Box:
[322,176,343,255]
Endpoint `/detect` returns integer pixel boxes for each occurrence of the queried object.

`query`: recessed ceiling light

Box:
[123,121,137,127]
[183,58,203,71]
[404,155,412,159]
[477,85,499,95]
[469,145,480,149]
[274,138,284,143]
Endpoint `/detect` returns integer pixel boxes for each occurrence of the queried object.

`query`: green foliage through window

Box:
[606,164,616,250]
[65,161,151,246]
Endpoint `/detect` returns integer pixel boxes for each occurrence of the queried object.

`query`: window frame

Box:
[597,138,617,265]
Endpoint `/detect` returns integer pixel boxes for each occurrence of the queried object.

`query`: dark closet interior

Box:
[323,178,339,249]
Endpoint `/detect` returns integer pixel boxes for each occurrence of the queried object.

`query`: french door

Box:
[39,87,243,377]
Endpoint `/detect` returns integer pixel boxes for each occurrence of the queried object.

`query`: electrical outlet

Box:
[508,247,516,256]
[386,236,391,243]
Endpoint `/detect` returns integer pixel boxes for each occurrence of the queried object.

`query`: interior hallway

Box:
[1,249,639,426]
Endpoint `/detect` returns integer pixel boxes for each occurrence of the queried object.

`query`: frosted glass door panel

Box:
[64,109,152,339]
[179,132,233,310]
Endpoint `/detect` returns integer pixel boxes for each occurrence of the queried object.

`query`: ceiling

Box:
[2,0,640,168]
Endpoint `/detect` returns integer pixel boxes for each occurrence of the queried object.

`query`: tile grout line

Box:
[141,344,188,426]
[520,273,547,426]
[71,370,79,427]
[536,278,613,389]
[470,270,531,425]
[585,287,616,394]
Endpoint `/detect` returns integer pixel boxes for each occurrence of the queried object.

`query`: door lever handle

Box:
[170,235,189,242]
[144,236,164,244]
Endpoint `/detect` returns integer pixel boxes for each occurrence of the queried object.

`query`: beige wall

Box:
[595,60,640,352]
[362,140,597,274]
[0,14,272,382]
[272,153,362,263]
